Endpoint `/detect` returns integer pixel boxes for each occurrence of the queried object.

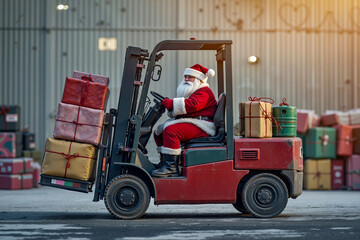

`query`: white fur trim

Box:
[161,146,181,155]
[184,68,206,81]
[173,97,186,115]
[164,118,216,136]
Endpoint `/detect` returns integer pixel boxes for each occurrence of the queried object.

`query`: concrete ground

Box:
[0,187,359,240]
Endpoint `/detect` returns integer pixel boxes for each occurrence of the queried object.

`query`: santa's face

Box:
[176,75,201,98]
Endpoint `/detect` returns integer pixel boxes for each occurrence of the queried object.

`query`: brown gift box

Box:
[352,125,360,154]
[244,101,272,138]
[41,138,97,181]
[61,77,109,110]
[54,102,104,146]
[320,113,339,126]
[304,159,331,190]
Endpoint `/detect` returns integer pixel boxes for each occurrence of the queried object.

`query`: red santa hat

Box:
[183,64,215,83]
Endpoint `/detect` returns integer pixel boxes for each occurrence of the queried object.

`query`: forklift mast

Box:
[106,40,234,184]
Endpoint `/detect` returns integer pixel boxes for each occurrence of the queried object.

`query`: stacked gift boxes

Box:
[297,108,360,190]
[0,105,39,189]
[41,71,110,182]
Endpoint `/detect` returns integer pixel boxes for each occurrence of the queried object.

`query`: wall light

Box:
[57,4,69,11]
[248,55,259,64]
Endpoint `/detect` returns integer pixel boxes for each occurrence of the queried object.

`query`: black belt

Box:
[175,116,213,121]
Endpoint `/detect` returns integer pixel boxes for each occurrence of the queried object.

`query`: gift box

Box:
[22,132,36,150]
[304,127,336,159]
[320,113,339,126]
[335,125,353,156]
[22,150,42,163]
[352,126,360,154]
[61,77,109,110]
[0,132,22,158]
[54,102,104,146]
[244,99,272,138]
[239,102,245,136]
[304,159,331,190]
[0,105,21,131]
[296,111,309,134]
[0,173,33,190]
[312,114,320,127]
[32,162,41,187]
[331,159,345,190]
[347,109,360,125]
[297,109,315,128]
[346,155,360,190]
[72,70,110,86]
[0,158,33,174]
[41,138,97,181]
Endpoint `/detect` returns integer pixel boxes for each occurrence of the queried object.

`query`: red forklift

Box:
[40,40,303,219]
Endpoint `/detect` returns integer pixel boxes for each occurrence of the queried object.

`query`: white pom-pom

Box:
[207,69,215,77]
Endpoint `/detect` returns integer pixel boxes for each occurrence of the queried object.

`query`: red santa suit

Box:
[154,65,217,155]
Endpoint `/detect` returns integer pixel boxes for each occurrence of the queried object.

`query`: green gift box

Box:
[304,127,336,159]
[0,105,21,131]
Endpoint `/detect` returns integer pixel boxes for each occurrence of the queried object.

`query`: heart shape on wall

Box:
[279,3,310,28]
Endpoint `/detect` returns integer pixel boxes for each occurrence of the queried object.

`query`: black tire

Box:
[233,198,249,214]
[104,174,150,220]
[242,173,288,218]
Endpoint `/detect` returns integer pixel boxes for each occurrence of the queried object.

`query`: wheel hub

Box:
[257,188,273,204]
[119,189,136,206]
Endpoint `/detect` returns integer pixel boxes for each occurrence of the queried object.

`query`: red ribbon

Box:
[0,105,10,130]
[81,74,93,82]
[279,98,289,106]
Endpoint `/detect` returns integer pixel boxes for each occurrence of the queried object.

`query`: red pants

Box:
[154,123,209,155]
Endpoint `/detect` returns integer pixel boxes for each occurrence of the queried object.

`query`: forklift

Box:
[40,40,303,219]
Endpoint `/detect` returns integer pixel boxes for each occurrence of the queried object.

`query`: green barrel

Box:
[272,105,297,137]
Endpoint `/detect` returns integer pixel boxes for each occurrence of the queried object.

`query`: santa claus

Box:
[152,64,217,177]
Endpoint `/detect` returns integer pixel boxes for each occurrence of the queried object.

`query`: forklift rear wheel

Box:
[242,173,288,218]
[104,174,150,220]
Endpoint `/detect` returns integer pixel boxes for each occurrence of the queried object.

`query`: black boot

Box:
[153,153,164,169]
[151,154,179,177]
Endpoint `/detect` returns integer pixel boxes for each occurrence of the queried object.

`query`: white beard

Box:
[176,78,201,98]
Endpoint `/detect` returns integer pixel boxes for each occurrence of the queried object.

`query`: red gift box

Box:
[0,158,33,174]
[54,102,104,145]
[297,112,309,134]
[0,132,22,158]
[336,125,353,156]
[32,162,41,187]
[331,159,345,190]
[61,77,109,110]
[320,113,339,126]
[0,173,33,190]
[346,155,360,190]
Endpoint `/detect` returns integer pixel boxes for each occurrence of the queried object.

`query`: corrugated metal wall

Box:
[1,0,359,150]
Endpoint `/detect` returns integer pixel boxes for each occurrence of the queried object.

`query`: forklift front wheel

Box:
[242,173,288,218]
[104,174,150,220]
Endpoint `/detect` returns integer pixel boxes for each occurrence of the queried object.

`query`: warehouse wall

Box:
[1,0,359,150]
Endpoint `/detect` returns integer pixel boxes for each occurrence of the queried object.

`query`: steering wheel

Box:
[150,91,166,102]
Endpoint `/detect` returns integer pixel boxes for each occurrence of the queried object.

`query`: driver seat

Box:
[184,92,226,148]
